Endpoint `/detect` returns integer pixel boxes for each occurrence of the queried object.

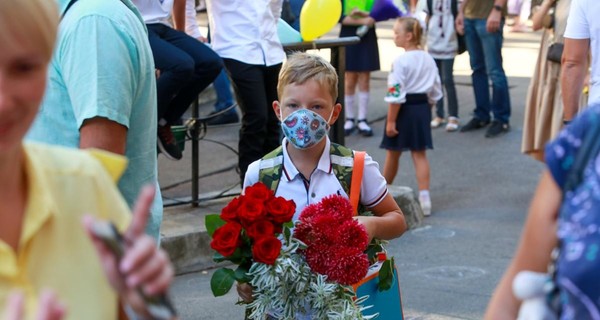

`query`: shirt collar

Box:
[281,137,332,181]
[20,144,58,248]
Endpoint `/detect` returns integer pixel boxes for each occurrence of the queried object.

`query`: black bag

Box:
[427,0,467,55]
[547,42,564,64]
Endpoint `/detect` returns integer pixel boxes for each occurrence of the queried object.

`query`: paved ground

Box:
[159,16,545,320]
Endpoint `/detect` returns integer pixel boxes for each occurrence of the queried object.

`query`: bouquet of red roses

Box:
[205,182,296,297]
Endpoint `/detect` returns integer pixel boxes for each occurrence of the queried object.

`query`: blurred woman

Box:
[0,0,174,318]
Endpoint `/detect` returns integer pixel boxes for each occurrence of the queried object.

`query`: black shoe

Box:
[485,120,510,138]
[344,118,356,136]
[460,117,490,132]
[207,111,239,126]
[157,125,183,160]
[357,119,373,137]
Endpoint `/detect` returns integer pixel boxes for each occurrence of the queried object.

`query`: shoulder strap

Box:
[330,143,355,196]
[350,151,365,216]
[427,0,433,15]
[258,146,285,193]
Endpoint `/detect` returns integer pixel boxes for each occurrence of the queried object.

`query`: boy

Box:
[243,52,406,250]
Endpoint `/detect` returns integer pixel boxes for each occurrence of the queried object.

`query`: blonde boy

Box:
[243,52,406,246]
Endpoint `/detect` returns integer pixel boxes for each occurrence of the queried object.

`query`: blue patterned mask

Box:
[281,109,331,149]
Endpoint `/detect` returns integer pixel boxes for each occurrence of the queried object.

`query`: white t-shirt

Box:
[244,138,389,222]
[564,0,600,105]
[205,0,285,66]
[132,0,174,25]
[385,50,443,105]
[422,0,458,59]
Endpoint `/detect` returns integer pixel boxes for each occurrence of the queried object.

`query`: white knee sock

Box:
[344,94,356,120]
[358,91,369,120]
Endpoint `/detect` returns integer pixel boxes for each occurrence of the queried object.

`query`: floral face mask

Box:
[281,109,332,149]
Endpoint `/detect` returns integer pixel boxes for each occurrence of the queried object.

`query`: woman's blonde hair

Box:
[278,52,339,102]
[0,0,59,61]
[397,17,423,47]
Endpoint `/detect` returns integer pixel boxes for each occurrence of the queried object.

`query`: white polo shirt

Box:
[564,0,600,105]
[244,138,389,221]
[132,0,174,25]
[205,0,285,66]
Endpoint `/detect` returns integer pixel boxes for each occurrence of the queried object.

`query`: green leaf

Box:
[377,258,394,292]
[205,214,226,237]
[210,268,236,297]
[234,265,253,283]
[213,252,226,263]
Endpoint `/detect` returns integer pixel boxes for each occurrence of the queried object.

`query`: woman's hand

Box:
[353,216,376,242]
[83,185,174,317]
[236,282,254,303]
[386,121,399,137]
[3,290,66,320]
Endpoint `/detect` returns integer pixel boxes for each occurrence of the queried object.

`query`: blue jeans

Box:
[463,18,511,124]
[213,69,236,115]
[434,58,459,118]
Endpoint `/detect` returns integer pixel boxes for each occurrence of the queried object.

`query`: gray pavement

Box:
[159,17,545,320]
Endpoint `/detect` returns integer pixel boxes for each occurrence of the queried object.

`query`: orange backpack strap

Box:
[350,151,366,216]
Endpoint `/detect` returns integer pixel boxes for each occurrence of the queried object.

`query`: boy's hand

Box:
[386,121,399,137]
[354,216,376,242]
[3,290,67,320]
[83,185,174,316]
[236,282,254,303]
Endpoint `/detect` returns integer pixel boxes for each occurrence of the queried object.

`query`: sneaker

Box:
[460,117,490,132]
[157,125,183,160]
[485,120,510,138]
[344,118,355,136]
[357,119,373,137]
[206,111,239,126]
[419,194,432,217]
[445,117,459,132]
[430,117,445,128]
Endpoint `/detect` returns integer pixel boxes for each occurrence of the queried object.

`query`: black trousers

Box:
[147,23,222,124]
[223,59,282,181]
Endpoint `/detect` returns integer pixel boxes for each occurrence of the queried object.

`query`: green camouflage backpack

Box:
[258,143,356,197]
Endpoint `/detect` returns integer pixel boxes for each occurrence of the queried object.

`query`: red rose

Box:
[266,197,296,224]
[252,236,282,265]
[210,222,242,257]
[238,198,266,225]
[244,182,274,201]
[246,220,275,240]
[220,197,242,222]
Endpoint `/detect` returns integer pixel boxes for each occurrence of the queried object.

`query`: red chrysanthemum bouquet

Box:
[294,195,370,285]
[205,182,296,297]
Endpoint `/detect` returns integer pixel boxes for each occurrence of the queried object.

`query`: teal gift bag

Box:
[353,261,404,320]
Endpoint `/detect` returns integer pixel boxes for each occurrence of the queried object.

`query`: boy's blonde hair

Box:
[396,17,423,48]
[278,53,339,102]
[0,0,59,61]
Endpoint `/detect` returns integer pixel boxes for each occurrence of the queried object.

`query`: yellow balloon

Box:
[300,0,342,41]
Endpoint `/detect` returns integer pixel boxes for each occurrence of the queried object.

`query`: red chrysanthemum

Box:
[296,195,370,285]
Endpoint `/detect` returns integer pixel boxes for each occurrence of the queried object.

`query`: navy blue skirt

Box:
[380,94,433,151]
[339,25,380,72]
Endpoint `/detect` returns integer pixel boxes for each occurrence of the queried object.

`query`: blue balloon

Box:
[277,19,303,44]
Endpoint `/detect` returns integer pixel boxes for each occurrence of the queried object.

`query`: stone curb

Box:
[161,186,423,275]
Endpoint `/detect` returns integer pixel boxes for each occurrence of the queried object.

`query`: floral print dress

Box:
[545,104,600,319]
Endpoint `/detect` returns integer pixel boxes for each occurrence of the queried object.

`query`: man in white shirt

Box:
[205,0,285,183]
[132,0,222,160]
[561,0,597,123]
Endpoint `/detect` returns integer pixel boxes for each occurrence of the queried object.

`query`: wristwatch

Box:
[493,4,503,11]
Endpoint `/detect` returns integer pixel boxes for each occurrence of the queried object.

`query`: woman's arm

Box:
[341,8,375,26]
[484,170,561,319]
[531,0,556,31]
